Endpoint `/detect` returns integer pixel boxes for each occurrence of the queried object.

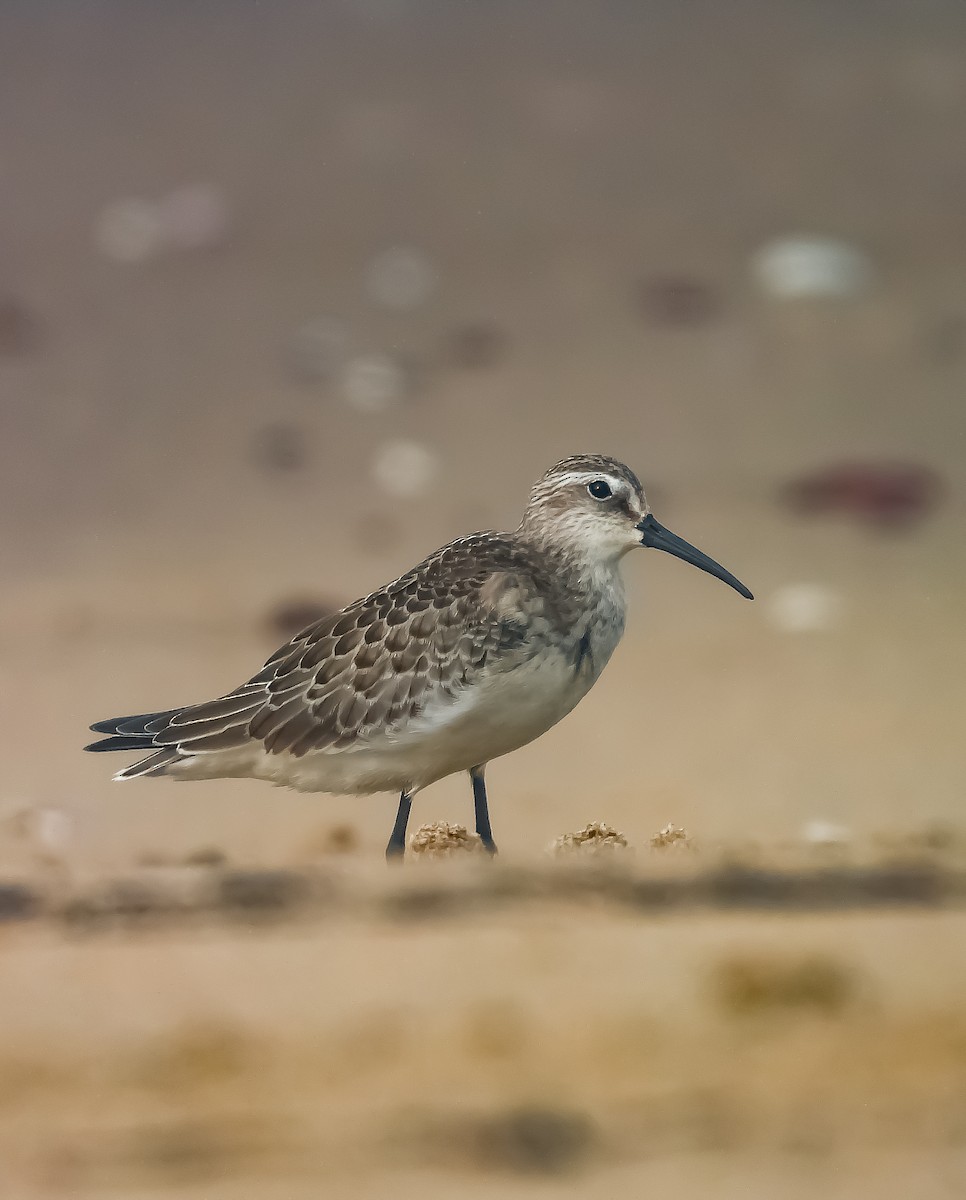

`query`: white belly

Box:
[171,569,628,796]
[267,641,604,793]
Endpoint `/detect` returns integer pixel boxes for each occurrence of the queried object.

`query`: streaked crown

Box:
[519,455,648,560]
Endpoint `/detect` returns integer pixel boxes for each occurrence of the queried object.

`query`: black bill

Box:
[636,514,753,600]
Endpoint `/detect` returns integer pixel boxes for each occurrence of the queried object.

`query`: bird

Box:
[85,454,753,858]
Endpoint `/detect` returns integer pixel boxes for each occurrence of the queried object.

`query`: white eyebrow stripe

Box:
[551,471,627,491]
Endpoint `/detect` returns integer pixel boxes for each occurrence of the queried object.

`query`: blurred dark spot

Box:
[217,869,309,918]
[926,313,966,364]
[265,596,339,642]
[472,1106,597,1174]
[354,513,403,554]
[780,1104,837,1157]
[918,822,962,854]
[59,897,107,931]
[321,824,358,854]
[0,297,42,355]
[462,1000,530,1060]
[445,322,508,369]
[183,846,228,868]
[861,863,944,904]
[0,882,40,922]
[131,1122,222,1181]
[385,883,461,920]
[636,276,719,327]
[120,1116,289,1182]
[683,1089,744,1151]
[137,850,173,868]
[710,953,856,1017]
[105,880,167,921]
[781,462,943,529]
[251,423,306,473]
[134,1022,253,1092]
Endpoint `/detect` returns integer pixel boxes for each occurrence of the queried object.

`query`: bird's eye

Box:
[587,480,612,500]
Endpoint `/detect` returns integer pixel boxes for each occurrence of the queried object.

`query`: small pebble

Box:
[767,583,842,634]
[802,820,852,849]
[365,246,436,310]
[286,317,349,384]
[158,183,230,250]
[342,352,408,414]
[371,439,438,498]
[752,236,873,300]
[94,197,164,263]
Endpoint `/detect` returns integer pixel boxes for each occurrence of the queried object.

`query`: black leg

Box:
[386,791,413,861]
[470,766,498,856]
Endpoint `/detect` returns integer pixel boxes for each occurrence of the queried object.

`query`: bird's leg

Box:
[470,766,498,856]
[386,791,413,861]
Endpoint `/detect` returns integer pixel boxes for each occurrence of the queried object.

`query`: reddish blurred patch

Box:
[782,463,943,529]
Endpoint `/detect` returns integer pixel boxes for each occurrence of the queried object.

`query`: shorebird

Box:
[86,455,753,858]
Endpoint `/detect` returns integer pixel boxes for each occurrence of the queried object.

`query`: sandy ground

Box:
[2,2,966,1195]
[3,852,966,1199]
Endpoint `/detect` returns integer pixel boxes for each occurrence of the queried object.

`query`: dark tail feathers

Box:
[84,710,181,753]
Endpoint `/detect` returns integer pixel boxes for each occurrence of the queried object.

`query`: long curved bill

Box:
[636,514,754,600]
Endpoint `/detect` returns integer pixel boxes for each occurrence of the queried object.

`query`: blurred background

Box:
[1,3,966,1197]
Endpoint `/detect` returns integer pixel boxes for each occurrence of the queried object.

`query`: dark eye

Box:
[587,479,612,500]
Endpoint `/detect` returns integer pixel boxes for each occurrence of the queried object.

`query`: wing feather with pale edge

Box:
[148,535,556,760]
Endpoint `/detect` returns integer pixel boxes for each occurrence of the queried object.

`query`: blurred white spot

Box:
[158,183,230,249]
[35,807,73,852]
[802,820,852,848]
[752,236,873,300]
[343,352,407,413]
[365,246,436,310]
[371,439,438,498]
[288,317,349,383]
[0,801,73,851]
[767,583,842,633]
[94,198,164,263]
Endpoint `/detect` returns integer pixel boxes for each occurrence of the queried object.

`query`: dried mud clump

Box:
[409,822,485,859]
[710,952,857,1018]
[550,822,630,858]
[650,823,691,850]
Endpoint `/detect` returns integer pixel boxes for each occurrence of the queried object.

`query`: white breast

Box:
[174,565,629,796]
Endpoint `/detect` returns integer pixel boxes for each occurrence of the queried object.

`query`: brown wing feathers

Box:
[86,535,542,773]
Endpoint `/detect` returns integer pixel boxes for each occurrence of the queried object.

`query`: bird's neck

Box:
[518,528,627,606]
